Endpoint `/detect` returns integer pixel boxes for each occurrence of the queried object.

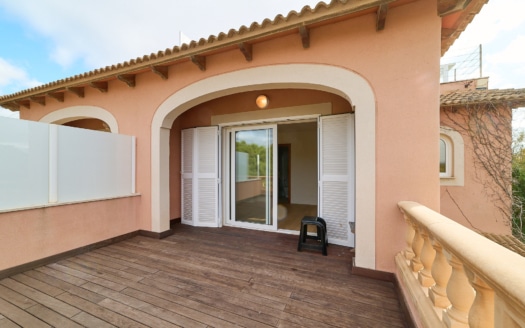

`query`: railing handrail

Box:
[398,201,525,316]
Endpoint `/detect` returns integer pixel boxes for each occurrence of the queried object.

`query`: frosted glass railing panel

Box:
[0,117,135,211]
[57,125,133,203]
[0,118,49,210]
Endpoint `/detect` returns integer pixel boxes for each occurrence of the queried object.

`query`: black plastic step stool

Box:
[297,216,328,256]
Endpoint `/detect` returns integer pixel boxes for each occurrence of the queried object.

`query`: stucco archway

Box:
[39,105,119,133]
[152,64,376,269]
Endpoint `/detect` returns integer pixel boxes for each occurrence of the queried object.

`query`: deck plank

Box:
[0,284,38,309]
[56,292,148,328]
[0,315,21,328]
[25,304,84,328]
[138,276,281,326]
[23,269,106,304]
[0,278,81,318]
[120,287,244,328]
[0,297,50,328]
[0,225,408,327]
[70,311,116,328]
[10,273,64,297]
[82,281,204,328]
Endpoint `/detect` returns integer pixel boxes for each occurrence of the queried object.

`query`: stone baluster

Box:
[466,269,494,328]
[418,228,436,287]
[403,214,415,261]
[443,254,475,328]
[428,240,452,308]
[410,223,424,272]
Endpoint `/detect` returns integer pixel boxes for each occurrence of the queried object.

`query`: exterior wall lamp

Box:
[256,95,269,109]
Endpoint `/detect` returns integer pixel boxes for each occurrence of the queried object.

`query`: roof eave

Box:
[440,89,525,109]
[440,0,489,55]
[1,0,404,110]
[0,0,489,110]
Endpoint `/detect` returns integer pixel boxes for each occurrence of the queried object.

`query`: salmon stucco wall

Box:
[14,0,442,272]
[0,196,141,271]
[64,118,110,131]
[358,0,441,270]
[440,104,512,234]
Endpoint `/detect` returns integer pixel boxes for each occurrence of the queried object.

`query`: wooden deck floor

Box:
[0,225,408,327]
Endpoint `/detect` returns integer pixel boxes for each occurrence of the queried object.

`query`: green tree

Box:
[235,140,271,177]
[512,131,525,240]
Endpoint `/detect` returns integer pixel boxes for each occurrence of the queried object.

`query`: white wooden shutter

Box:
[194,126,219,227]
[181,126,219,227]
[181,129,194,225]
[319,114,355,246]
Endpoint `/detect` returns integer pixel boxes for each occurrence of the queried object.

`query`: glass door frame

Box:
[224,124,278,231]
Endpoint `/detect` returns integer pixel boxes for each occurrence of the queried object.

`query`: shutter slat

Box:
[181,127,219,227]
[319,114,355,246]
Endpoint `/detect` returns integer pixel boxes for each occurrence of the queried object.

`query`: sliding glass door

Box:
[230,125,277,230]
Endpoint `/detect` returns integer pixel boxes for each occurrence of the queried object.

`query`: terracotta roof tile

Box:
[441,89,525,108]
[482,233,525,257]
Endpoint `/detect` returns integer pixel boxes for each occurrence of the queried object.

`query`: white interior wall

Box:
[278,122,317,205]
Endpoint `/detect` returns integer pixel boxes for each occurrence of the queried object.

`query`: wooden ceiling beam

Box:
[438,0,471,16]
[47,92,64,102]
[30,96,46,106]
[238,42,253,61]
[16,100,30,109]
[441,27,456,39]
[117,74,136,87]
[299,25,310,49]
[2,102,20,111]
[191,55,206,71]
[67,87,85,98]
[376,4,388,31]
[151,65,169,80]
[90,81,108,93]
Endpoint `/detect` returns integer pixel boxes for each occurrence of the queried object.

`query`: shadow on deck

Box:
[0,224,408,327]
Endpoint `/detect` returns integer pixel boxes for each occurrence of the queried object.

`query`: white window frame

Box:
[440,126,464,186]
[440,137,452,178]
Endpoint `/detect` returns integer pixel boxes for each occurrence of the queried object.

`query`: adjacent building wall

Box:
[439,77,512,234]
[440,104,512,234]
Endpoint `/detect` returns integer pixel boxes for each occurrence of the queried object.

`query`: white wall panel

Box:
[0,117,135,211]
[57,125,133,202]
[0,118,49,210]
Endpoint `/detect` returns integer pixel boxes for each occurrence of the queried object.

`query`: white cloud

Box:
[0,107,19,119]
[0,0,319,71]
[450,0,525,50]
[490,35,525,64]
[482,33,525,89]
[441,0,525,91]
[0,58,26,86]
[0,58,41,95]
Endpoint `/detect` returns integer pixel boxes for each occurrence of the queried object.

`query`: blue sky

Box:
[1,0,524,121]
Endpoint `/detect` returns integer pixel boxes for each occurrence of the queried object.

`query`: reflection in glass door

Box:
[231,126,277,229]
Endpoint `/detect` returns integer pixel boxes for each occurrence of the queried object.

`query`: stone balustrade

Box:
[397,201,525,328]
